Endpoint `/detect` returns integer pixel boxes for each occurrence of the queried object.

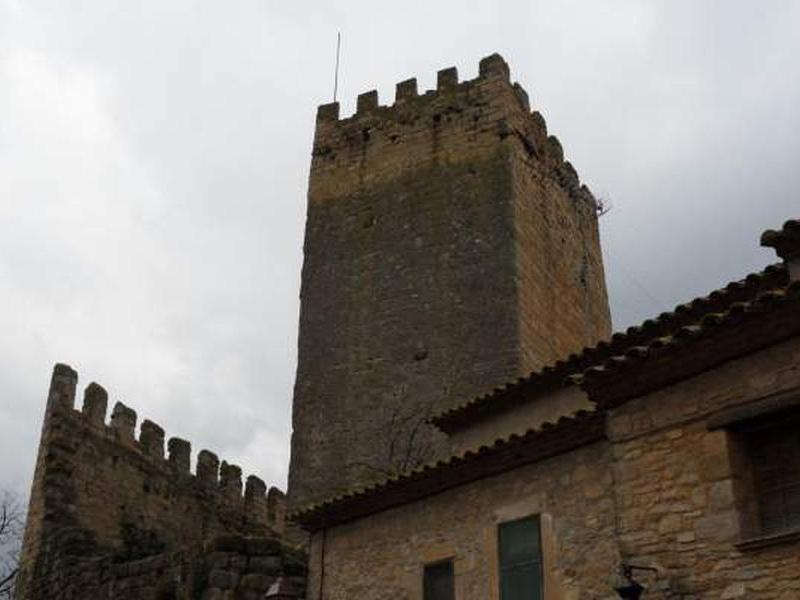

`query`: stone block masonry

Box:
[16,536,306,600]
[604,336,800,597]
[304,441,620,599]
[16,364,305,600]
[289,53,611,509]
[299,319,800,598]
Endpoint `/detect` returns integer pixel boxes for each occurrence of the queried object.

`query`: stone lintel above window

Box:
[707,387,800,431]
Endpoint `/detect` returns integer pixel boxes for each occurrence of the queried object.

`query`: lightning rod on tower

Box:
[333,32,341,103]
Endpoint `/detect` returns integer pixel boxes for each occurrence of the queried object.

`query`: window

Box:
[423,559,454,600]
[709,393,800,545]
[498,516,543,600]
[747,415,800,533]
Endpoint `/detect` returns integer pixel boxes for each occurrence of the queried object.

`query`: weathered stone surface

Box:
[605,336,800,597]
[306,442,619,599]
[15,365,305,599]
[307,336,800,598]
[248,555,282,575]
[14,532,305,600]
[289,53,611,510]
[209,569,239,590]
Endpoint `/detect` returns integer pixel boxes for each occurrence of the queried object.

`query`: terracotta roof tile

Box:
[761,219,800,260]
[431,263,789,433]
[581,280,800,386]
[290,410,605,531]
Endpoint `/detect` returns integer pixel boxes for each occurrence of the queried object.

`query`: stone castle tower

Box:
[288,54,611,508]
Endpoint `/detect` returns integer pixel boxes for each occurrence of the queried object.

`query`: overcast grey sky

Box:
[1,0,798,499]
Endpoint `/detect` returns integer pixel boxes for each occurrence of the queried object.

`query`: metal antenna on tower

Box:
[333,32,341,103]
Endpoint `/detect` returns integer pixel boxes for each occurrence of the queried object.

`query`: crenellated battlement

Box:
[314,53,516,124]
[42,363,289,534]
[17,363,296,598]
[309,53,598,212]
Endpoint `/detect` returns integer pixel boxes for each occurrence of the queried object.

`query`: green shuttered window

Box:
[498,516,543,600]
[423,559,455,600]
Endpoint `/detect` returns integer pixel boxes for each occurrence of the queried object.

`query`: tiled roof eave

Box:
[584,282,800,406]
[431,263,790,433]
[761,219,800,261]
[290,410,606,532]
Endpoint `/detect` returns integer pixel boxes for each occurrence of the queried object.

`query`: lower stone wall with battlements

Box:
[19,533,307,600]
[15,364,306,599]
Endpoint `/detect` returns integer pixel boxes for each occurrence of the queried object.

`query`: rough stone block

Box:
[208,569,239,590]
[247,555,282,576]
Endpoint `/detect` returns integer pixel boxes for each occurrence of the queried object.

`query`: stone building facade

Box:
[293,222,800,598]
